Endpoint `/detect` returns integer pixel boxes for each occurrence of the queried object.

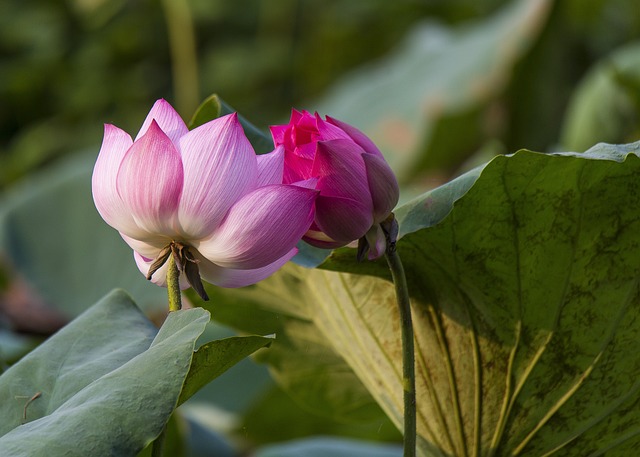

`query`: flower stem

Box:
[151,424,167,457]
[385,245,416,457]
[167,253,182,312]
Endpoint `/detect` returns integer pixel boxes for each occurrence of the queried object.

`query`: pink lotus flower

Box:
[270,109,399,259]
[92,99,317,296]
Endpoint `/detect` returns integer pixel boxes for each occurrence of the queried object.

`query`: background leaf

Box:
[561,40,640,152]
[316,0,551,183]
[0,156,166,317]
[0,290,210,456]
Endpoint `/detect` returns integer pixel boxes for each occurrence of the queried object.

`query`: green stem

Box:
[167,253,182,312]
[151,424,167,457]
[386,246,416,457]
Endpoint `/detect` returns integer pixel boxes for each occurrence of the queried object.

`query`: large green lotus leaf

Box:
[316,0,551,181]
[561,41,640,152]
[196,141,640,456]
[318,142,640,456]
[0,289,210,456]
[0,155,167,317]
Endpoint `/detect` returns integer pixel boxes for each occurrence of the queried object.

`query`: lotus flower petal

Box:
[269,124,289,146]
[314,194,373,244]
[120,233,168,259]
[314,113,352,141]
[197,248,297,288]
[364,224,386,260]
[256,145,285,186]
[116,120,183,238]
[362,153,400,223]
[135,99,188,144]
[313,140,372,206]
[177,113,257,238]
[92,124,136,234]
[197,184,317,269]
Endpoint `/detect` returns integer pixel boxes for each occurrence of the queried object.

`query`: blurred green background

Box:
[2,0,639,192]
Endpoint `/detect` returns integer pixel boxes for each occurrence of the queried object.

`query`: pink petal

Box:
[269,124,289,146]
[314,194,373,244]
[120,233,169,259]
[196,185,317,269]
[135,99,189,144]
[196,248,297,288]
[292,177,319,190]
[314,113,351,141]
[116,120,183,238]
[362,153,400,223]
[312,140,372,205]
[92,124,137,233]
[256,145,284,186]
[326,116,384,158]
[302,230,344,249]
[283,150,314,184]
[364,224,386,260]
[134,251,190,289]
[177,113,258,238]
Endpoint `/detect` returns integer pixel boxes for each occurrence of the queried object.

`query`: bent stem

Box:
[386,244,416,457]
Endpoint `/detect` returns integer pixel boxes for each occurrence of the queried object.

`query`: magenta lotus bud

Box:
[271,110,399,259]
[92,100,317,290]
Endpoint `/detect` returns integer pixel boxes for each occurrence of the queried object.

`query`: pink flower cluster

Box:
[92,100,398,294]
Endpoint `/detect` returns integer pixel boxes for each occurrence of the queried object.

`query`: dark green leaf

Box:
[188,94,274,154]
[178,335,273,405]
[0,290,209,457]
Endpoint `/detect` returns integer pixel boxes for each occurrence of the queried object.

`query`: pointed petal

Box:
[196,185,317,269]
[326,116,384,157]
[292,177,318,189]
[133,251,190,289]
[269,124,289,146]
[92,124,137,233]
[135,99,188,144]
[362,153,400,223]
[196,248,296,288]
[314,194,373,244]
[256,145,284,186]
[314,113,351,141]
[177,113,258,238]
[117,121,183,238]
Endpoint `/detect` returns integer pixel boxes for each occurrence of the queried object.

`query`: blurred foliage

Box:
[2,0,639,191]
